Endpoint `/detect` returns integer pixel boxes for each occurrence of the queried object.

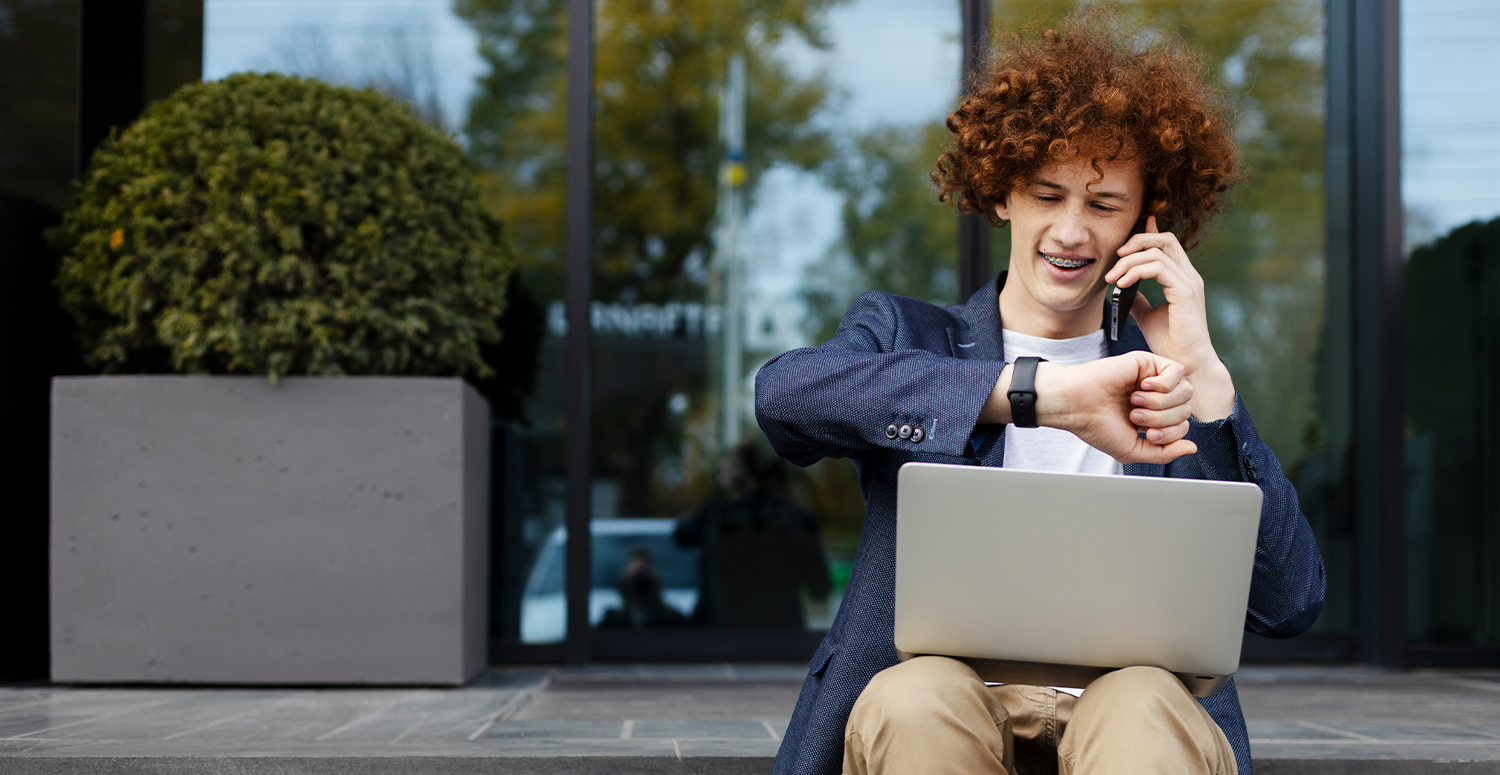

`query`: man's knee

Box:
[1080,665,1189,711]
[851,656,998,730]
[1066,666,1234,774]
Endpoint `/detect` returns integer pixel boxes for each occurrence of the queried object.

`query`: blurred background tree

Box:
[457,0,842,304]
[802,123,958,343]
[803,0,1326,467]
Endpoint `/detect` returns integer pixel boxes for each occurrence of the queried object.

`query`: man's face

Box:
[995,156,1146,319]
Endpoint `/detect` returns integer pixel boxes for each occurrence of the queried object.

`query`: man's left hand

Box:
[1106,216,1236,422]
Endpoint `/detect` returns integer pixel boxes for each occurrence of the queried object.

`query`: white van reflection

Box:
[519,518,701,644]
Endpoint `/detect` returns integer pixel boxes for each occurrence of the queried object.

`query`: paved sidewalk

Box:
[2,664,1499,772]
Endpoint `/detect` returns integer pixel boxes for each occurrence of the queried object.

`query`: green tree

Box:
[457,0,841,304]
[803,123,959,343]
[801,0,1325,464]
[980,0,1327,465]
[51,74,514,380]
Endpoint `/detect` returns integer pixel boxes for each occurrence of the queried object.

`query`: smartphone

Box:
[1103,217,1148,342]
[1105,283,1138,342]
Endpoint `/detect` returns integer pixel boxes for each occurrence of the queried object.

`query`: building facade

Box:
[2,0,1496,681]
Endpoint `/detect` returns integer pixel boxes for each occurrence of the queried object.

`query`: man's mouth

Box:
[1040,252,1095,270]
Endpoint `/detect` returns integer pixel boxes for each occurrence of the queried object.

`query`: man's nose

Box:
[1053,206,1089,246]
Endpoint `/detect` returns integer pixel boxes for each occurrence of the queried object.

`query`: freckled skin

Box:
[995,157,1144,341]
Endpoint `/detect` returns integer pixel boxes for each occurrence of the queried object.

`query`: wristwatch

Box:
[1008,356,1047,429]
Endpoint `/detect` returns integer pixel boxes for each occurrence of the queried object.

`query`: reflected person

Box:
[674,441,831,628]
[598,547,686,629]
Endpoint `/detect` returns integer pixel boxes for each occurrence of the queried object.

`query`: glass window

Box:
[989,0,1350,637]
[205,0,569,648]
[1401,0,1500,646]
[0,0,79,213]
[584,0,961,644]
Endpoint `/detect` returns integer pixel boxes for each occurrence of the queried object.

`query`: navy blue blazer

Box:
[755,273,1326,775]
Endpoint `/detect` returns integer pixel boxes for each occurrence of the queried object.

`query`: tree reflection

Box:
[806,0,1328,468]
[457,0,842,304]
[1404,215,1500,643]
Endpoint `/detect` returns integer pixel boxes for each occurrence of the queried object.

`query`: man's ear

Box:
[994,196,1011,222]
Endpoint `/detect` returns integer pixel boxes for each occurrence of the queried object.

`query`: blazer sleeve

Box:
[1169,393,1328,638]
[754,291,1005,466]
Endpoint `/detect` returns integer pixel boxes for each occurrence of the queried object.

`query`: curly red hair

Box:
[934,6,1242,249]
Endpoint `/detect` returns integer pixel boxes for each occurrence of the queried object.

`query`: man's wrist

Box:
[1185,360,1235,422]
[1179,348,1223,380]
[1031,362,1078,433]
[980,364,1014,426]
[980,362,1080,431]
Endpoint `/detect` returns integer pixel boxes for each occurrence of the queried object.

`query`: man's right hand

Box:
[980,352,1198,465]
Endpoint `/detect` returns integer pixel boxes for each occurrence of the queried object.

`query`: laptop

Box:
[894,462,1262,698]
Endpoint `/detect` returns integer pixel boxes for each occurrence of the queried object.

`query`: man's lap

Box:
[843,656,1235,775]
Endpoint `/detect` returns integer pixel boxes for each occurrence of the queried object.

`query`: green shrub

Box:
[52,72,513,379]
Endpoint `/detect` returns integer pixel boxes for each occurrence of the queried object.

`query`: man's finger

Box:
[1115,259,1183,293]
[1146,215,1159,234]
[1125,437,1197,465]
[1131,389,1178,411]
[1106,249,1167,283]
[1129,287,1155,321]
[1116,223,1190,267]
[1130,403,1192,431]
[1143,418,1191,445]
[1142,359,1185,393]
[1133,376,1193,411]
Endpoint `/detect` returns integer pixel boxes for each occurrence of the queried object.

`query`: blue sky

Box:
[1401,0,1500,251]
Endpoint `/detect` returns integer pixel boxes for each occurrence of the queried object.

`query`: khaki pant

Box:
[844,656,1236,775]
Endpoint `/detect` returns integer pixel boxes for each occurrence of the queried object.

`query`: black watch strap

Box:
[1007,356,1047,429]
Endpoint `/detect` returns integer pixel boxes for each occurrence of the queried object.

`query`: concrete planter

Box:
[50,376,489,685]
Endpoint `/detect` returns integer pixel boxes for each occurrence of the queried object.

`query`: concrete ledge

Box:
[1258,763,1500,775]
[4,757,1500,775]
[0,757,773,775]
[6,666,1500,774]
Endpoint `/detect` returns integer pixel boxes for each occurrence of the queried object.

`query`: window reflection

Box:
[990,0,1349,634]
[587,0,962,641]
[673,443,830,628]
[1402,0,1500,646]
[0,0,79,211]
[206,0,569,647]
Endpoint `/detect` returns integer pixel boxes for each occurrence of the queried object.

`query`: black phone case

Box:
[1106,283,1138,341]
[1104,219,1148,341]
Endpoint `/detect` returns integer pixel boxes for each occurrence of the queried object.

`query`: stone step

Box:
[2,757,1500,775]
[6,665,1499,774]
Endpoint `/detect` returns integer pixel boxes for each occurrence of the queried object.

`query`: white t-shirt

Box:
[990,328,1121,698]
[1001,328,1124,478]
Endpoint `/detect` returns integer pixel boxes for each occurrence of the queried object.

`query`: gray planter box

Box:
[50,376,490,685]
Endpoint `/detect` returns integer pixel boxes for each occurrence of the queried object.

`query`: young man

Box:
[754,10,1325,775]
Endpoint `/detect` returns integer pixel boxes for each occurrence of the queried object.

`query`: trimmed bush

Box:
[52,72,513,379]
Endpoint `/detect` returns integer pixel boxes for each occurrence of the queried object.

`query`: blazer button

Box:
[910,427,925,443]
[898,424,912,439]
[886,423,899,439]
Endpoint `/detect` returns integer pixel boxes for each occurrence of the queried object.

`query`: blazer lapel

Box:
[948,273,1007,465]
[950,271,1007,363]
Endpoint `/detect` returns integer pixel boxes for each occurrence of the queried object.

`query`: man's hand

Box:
[981,351,1198,465]
[1107,216,1235,421]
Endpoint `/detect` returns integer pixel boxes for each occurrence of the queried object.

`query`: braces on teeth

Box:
[1042,253,1093,269]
